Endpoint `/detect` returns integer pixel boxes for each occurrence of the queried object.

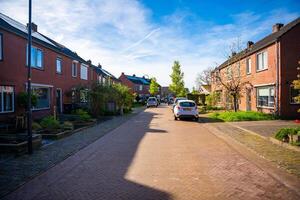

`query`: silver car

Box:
[147,97,158,108]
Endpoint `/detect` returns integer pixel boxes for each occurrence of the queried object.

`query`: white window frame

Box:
[56,57,62,74]
[72,62,77,77]
[246,58,251,75]
[139,85,143,91]
[0,33,3,61]
[26,45,43,69]
[0,86,14,113]
[256,86,275,108]
[80,64,88,80]
[256,51,268,71]
[32,86,51,111]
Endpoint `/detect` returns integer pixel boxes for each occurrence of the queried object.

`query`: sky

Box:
[0,0,299,89]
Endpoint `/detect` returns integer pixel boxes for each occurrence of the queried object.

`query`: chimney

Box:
[133,74,136,77]
[98,63,102,68]
[121,72,124,75]
[231,51,237,57]
[272,23,284,33]
[142,76,145,79]
[87,60,92,64]
[27,22,38,32]
[247,41,254,48]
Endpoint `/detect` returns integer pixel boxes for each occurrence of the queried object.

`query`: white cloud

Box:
[0,1,299,89]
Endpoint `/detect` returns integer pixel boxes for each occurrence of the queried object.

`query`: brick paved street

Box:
[3,105,300,200]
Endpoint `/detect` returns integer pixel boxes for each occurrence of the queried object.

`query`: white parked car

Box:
[147,97,158,108]
[173,100,198,121]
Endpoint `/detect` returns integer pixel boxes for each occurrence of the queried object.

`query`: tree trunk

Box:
[120,105,124,115]
[233,95,238,112]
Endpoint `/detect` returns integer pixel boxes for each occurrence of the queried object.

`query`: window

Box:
[72,62,77,77]
[256,51,268,71]
[0,33,3,61]
[246,58,251,75]
[257,86,274,107]
[26,45,43,68]
[0,86,14,113]
[32,87,50,110]
[290,85,300,104]
[139,85,143,91]
[56,58,62,73]
[80,64,88,80]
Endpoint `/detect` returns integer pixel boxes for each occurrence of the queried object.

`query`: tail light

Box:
[176,105,181,110]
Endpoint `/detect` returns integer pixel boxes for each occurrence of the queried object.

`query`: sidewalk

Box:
[203,120,300,178]
[0,107,145,198]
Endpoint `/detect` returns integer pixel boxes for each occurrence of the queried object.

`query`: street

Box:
[4,105,299,200]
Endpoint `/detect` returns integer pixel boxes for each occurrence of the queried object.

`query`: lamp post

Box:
[27,0,33,154]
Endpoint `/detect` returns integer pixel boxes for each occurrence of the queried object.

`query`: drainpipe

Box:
[275,40,280,116]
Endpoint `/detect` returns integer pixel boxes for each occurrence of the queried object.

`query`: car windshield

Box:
[148,98,156,102]
[179,102,196,107]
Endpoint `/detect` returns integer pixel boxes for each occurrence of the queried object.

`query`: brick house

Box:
[119,73,160,99]
[0,13,115,122]
[211,17,300,118]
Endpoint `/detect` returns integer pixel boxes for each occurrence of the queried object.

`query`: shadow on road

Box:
[4,110,172,200]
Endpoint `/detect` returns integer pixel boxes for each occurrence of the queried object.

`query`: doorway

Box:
[246,89,251,111]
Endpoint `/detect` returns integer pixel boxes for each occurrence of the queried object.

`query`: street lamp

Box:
[27,0,33,154]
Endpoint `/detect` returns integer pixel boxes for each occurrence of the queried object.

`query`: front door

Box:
[246,90,251,111]
[56,89,62,114]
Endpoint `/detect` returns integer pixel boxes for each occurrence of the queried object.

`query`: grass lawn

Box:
[209,111,276,122]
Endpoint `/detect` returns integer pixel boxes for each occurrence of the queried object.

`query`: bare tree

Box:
[215,39,252,112]
[195,67,213,89]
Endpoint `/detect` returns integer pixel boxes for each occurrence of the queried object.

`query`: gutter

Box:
[275,40,281,116]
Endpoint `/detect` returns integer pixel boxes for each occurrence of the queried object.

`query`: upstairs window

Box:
[256,51,268,71]
[56,58,62,74]
[246,58,251,75]
[26,45,43,69]
[139,85,143,91]
[80,64,88,80]
[0,33,3,61]
[72,62,77,77]
[226,66,232,80]
[0,86,14,113]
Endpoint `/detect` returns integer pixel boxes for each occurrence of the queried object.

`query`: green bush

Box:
[209,111,275,122]
[17,92,38,109]
[40,116,60,130]
[274,127,300,143]
[63,121,74,130]
[32,122,42,131]
[74,109,92,122]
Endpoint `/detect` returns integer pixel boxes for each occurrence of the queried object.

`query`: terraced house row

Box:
[211,17,300,118]
[0,13,118,122]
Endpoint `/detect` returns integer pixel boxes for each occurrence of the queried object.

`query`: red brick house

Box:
[119,73,156,99]
[211,17,300,118]
[0,13,115,121]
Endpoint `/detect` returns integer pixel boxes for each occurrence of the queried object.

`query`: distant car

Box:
[172,97,187,110]
[168,97,174,105]
[147,97,158,108]
[173,100,198,121]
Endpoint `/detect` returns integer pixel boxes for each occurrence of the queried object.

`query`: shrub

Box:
[17,92,38,109]
[275,127,300,143]
[63,121,74,130]
[74,109,92,122]
[40,116,60,131]
[32,122,42,131]
[209,111,275,122]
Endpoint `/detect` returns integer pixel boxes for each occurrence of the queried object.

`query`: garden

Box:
[0,83,135,154]
[274,127,300,146]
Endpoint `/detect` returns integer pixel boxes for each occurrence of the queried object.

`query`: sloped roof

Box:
[215,17,300,71]
[126,75,151,85]
[0,12,88,64]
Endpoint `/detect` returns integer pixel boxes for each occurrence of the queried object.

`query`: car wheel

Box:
[174,116,177,120]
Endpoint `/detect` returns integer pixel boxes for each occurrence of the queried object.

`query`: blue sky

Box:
[1,0,299,89]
